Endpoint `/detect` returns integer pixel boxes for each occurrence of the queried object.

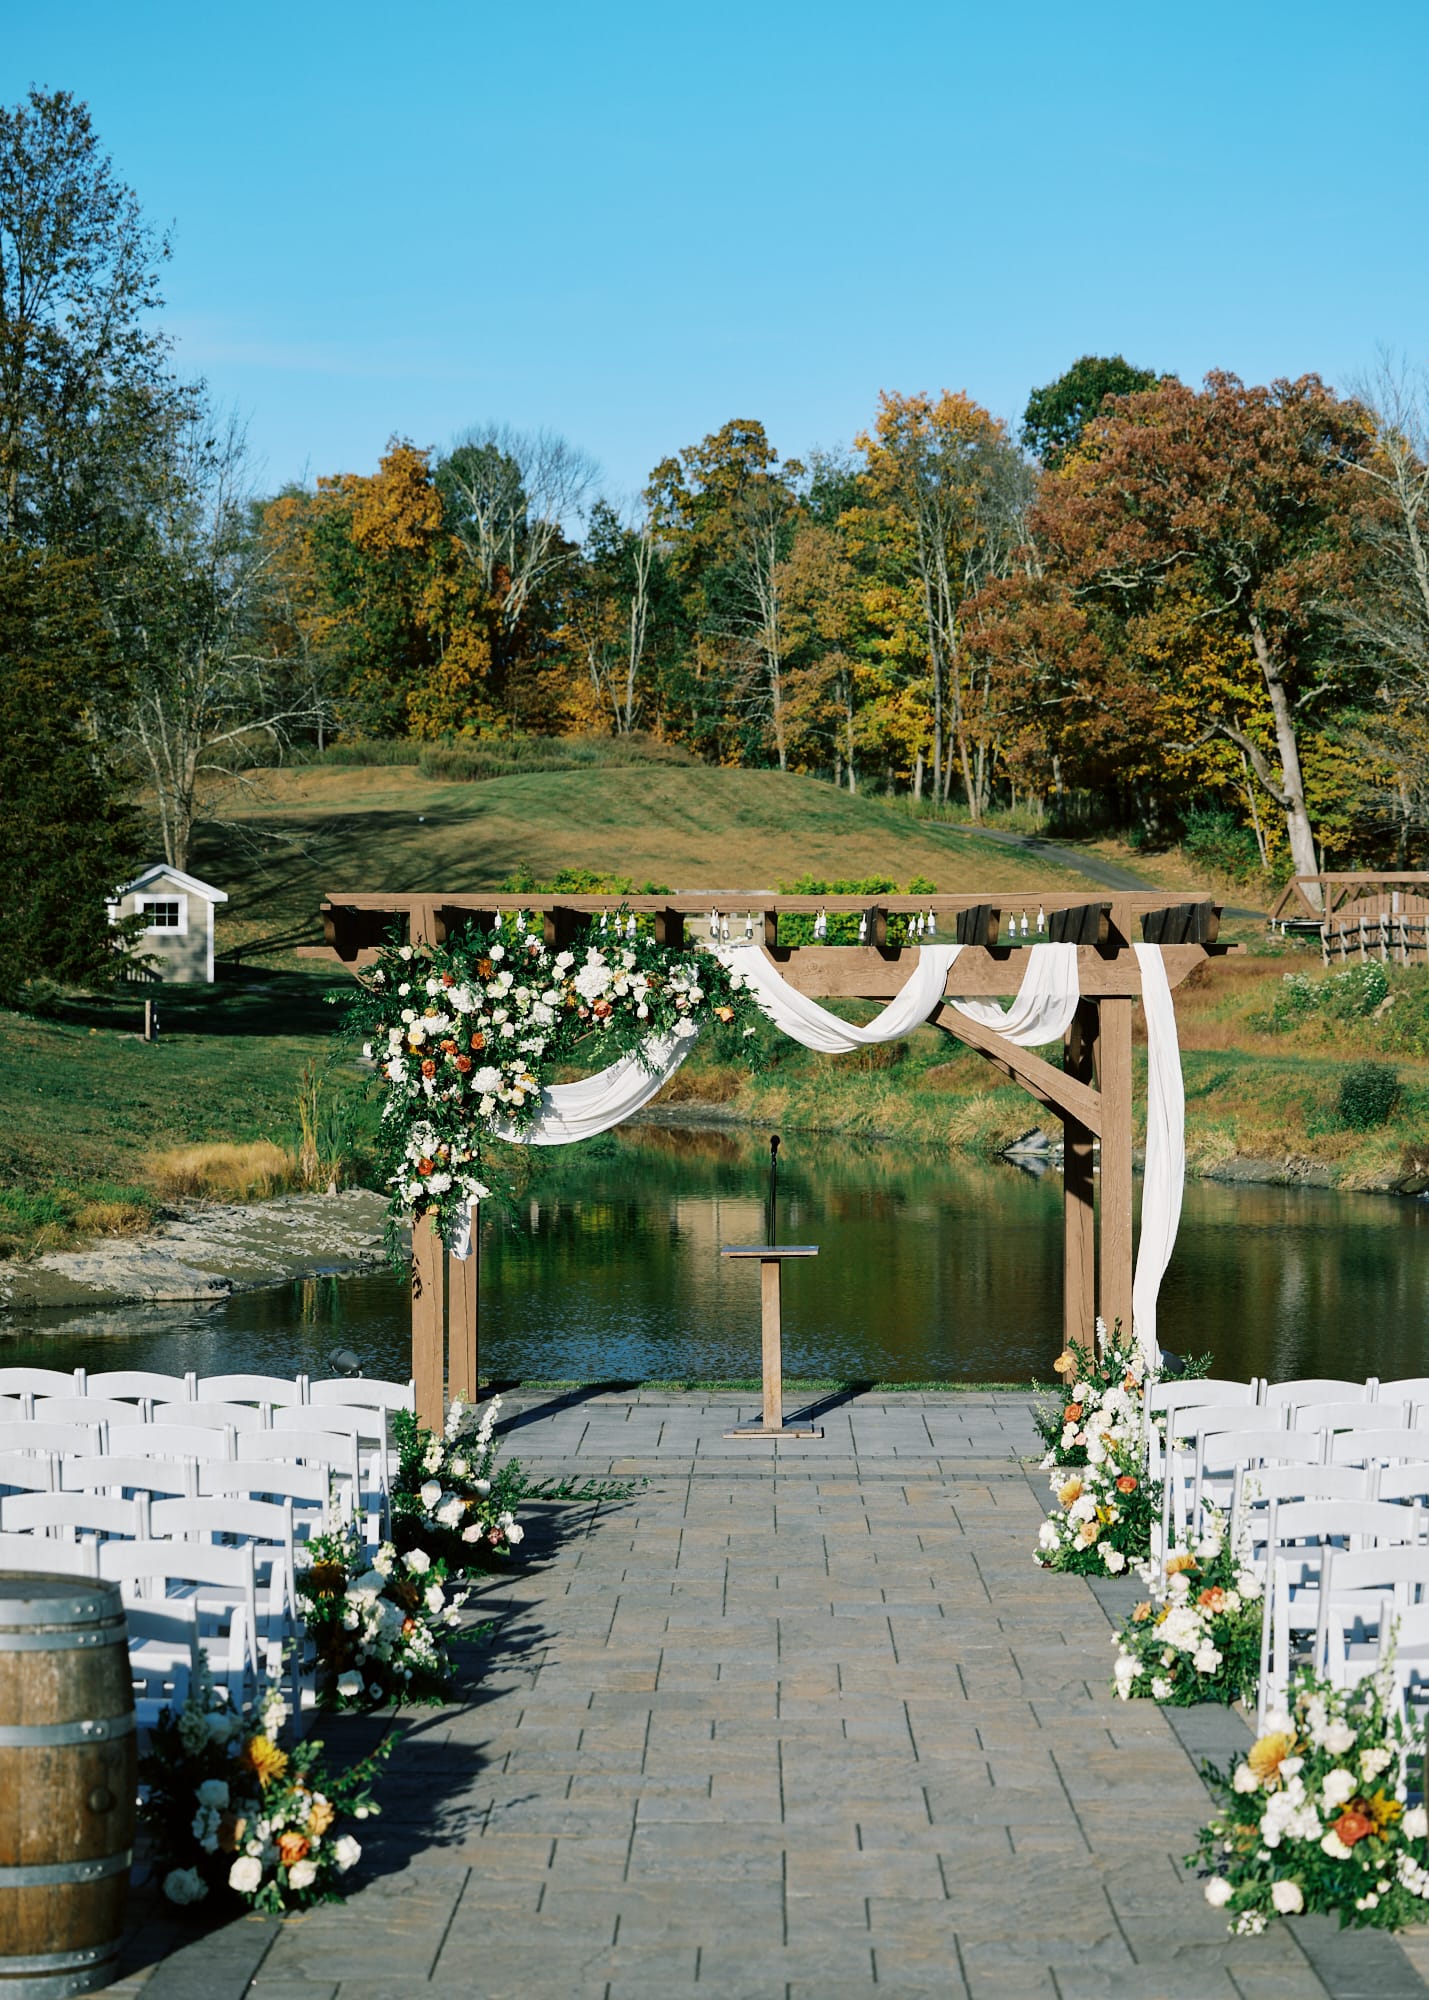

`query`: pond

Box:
[5,1126,1429,1386]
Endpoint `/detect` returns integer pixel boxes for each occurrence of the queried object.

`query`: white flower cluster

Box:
[298,1522,467,1704]
[1036,1367,1146,1575]
[412,1396,523,1548]
[1113,1516,1262,1700]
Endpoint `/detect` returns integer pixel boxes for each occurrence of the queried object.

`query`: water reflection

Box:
[4,1130,1429,1384]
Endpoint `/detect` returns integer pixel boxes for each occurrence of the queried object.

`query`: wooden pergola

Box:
[310,888,1232,1425]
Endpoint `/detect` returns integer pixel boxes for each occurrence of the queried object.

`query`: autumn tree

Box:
[1033,372,1373,880]
[1021,354,1160,470]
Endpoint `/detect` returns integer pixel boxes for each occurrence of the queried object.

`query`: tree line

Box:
[6,89,1429,996]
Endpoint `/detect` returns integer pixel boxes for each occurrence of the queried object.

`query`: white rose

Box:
[1404,1807,1429,1839]
[1322,1720,1356,1755]
[195,1778,229,1809]
[337,1671,363,1700]
[229,1856,263,1895]
[1271,1879,1304,1915]
[372,1546,395,1577]
[1203,1877,1233,1907]
[505,1521,524,1545]
[1103,1549,1126,1574]
[1321,1831,1353,1860]
[419,1480,443,1511]
[333,1835,361,1873]
[163,1866,208,1905]
[437,1497,465,1527]
[406,1548,431,1574]
[1192,1645,1222,1675]
[424,1583,446,1613]
[462,1523,483,1542]
[287,1858,318,1890]
[1321,1769,1357,1811]
[1360,1747,1394,1782]
[1151,1677,1171,1700]
[474,1478,492,1497]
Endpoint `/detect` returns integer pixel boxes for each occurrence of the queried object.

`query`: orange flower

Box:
[441,1038,457,1054]
[1063,1403,1083,1424]
[1052,1351,1076,1377]
[1165,1553,1197,1576]
[1334,1809,1375,1848]
[715,1005,734,1023]
[469,1031,485,1051]
[1057,1476,1083,1507]
[456,1055,472,1073]
[441,972,455,987]
[1131,1601,1152,1623]
[417,1157,435,1177]
[278,1832,311,1868]
[307,1796,335,1837]
[476,959,493,979]
[1197,1586,1227,1612]
[1115,1475,1138,1494]
[421,1058,437,1077]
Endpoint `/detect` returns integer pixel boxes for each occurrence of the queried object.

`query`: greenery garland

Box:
[341,919,759,1246]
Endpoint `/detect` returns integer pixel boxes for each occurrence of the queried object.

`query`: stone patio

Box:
[113,1391,1429,1998]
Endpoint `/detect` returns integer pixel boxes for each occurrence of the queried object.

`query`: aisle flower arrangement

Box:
[1033,1324,1162,1576]
[342,920,760,1242]
[1191,1667,1429,1933]
[140,1653,389,1912]
[390,1394,528,1571]
[1112,1510,1263,1706]
[295,1520,470,1710]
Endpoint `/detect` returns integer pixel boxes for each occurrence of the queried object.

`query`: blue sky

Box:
[11,0,1428,506]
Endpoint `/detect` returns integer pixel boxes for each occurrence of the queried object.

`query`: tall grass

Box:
[148,1140,297,1200]
[262,732,697,781]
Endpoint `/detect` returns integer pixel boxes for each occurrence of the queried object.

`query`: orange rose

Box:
[1064,1403,1083,1424]
[715,1005,734,1023]
[307,1796,335,1837]
[441,1038,457,1053]
[278,1832,311,1868]
[441,972,455,987]
[1334,1809,1375,1848]
[421,1058,437,1077]
[470,1031,485,1051]
[1197,1586,1227,1612]
[417,1158,435,1177]
[456,1055,472,1073]
[1131,1601,1152,1623]
[592,999,612,1018]
[1115,1475,1138,1494]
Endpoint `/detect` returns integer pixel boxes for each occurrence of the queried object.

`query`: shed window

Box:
[140,899,182,932]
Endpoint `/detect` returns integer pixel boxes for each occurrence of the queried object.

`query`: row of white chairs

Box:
[0,1367,413,1414]
[1143,1376,1429,1478]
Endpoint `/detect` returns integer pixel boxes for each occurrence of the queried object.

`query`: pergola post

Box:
[1061,999,1097,1353]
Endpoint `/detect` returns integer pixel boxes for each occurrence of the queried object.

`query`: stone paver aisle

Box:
[119,1393,1429,2000]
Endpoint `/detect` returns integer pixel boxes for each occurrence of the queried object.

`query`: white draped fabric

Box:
[943,941,1080,1046]
[1129,943,1185,1370]
[493,1019,702,1147]
[712,941,961,1051]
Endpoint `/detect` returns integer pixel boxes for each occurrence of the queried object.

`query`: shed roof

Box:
[116,864,229,904]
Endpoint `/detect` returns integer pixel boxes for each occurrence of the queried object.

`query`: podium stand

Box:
[720,1244,823,1438]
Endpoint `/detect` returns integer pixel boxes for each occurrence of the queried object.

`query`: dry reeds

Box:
[148,1140,297,1201]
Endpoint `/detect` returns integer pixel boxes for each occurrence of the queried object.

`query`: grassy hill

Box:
[190,760,1095,957]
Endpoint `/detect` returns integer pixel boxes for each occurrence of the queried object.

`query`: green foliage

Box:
[1181,804,1264,883]
[1337,1060,1401,1130]
[1256,963,1390,1033]
[416,733,695,783]
[1112,1514,1262,1708]
[1020,353,1161,468]
[776,875,937,945]
[389,1402,529,1570]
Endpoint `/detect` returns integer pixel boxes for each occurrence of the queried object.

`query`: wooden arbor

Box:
[312,888,1232,1424]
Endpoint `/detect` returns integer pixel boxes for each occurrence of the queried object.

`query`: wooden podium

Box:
[720,1244,823,1439]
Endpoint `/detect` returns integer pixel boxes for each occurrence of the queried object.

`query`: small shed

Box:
[110,866,229,984]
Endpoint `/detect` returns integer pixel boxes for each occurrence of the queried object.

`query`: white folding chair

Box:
[99,1539,259,1706]
[1265,1378,1378,1411]
[0,1449,58,1495]
[149,1495,299,1686]
[0,1490,147,1541]
[151,1400,264,1437]
[1162,1406,1288,1554]
[81,1371,197,1412]
[195,1374,307,1409]
[1378,1378,1429,1406]
[0,1367,85,1411]
[1330,1428,1429,1467]
[0,1530,97,1576]
[199,1456,337,1522]
[31,1397,150,1429]
[1191,1427,1319,1537]
[107,1422,234,1463]
[1317,1543,1429,1696]
[0,1420,105,1459]
[123,1599,200,1725]
[272,1403,389,1510]
[1144,1378,1260,1477]
[1232,1461,1375,1556]
[1258,1498,1424,1725]
[309,1376,413,1412]
[1292,1400,1409,1434]
[61,1455,197,1499]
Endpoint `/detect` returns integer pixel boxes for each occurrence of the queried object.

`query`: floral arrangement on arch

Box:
[139,1652,389,1912]
[1033,1323,1162,1577]
[1191,1666,1429,1933]
[390,1394,528,1571]
[295,1519,470,1710]
[341,919,760,1243]
[1113,1508,1263,1707]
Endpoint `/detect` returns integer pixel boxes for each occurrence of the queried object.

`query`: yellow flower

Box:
[1165,1553,1197,1576]
[240,1734,290,1789]
[1057,1477,1083,1507]
[1247,1732,1293,1785]
[1368,1789,1403,1832]
[1052,1351,1076,1377]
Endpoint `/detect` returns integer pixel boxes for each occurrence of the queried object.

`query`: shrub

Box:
[1181,804,1264,883]
[1336,1061,1401,1131]
[1256,963,1389,1035]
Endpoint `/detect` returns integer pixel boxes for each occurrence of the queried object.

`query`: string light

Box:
[1036,906,1046,934]
[927,910,937,935]
[708,910,720,940]
[744,913,754,941]
[626,913,637,940]
[720,915,730,942]
[858,913,868,943]
[600,912,608,932]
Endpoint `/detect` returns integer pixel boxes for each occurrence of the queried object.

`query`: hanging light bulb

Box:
[720,915,730,942]
[1020,911,1029,937]
[1036,906,1045,933]
[928,910,937,935]
[744,913,754,941]
[516,910,527,934]
[626,913,637,940]
[709,910,720,940]
[858,913,868,942]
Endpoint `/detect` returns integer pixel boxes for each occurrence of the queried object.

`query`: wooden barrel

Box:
[0,1573,135,1998]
